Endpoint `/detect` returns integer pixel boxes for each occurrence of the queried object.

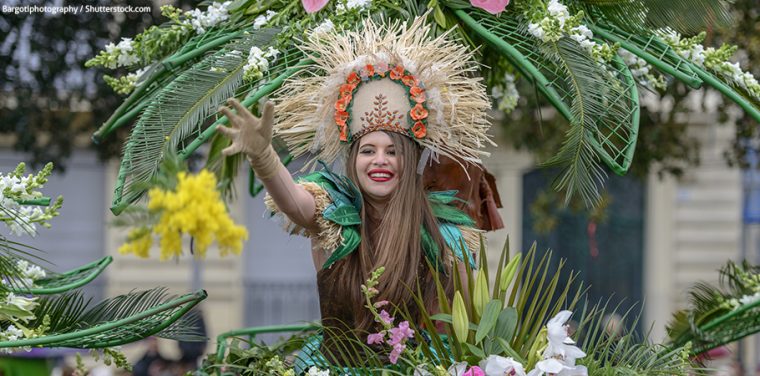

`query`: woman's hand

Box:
[217,98,275,158]
[217,98,280,179]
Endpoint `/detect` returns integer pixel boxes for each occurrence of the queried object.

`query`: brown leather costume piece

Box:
[423,155,504,231]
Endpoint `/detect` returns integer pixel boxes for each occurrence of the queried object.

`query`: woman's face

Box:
[355,131,401,201]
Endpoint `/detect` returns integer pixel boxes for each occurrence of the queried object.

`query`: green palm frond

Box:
[511,244,583,355]
[0,235,48,292]
[456,10,639,205]
[5,288,207,348]
[10,256,112,295]
[111,29,279,214]
[92,28,248,142]
[588,22,703,89]
[200,46,306,200]
[541,39,638,206]
[571,0,734,35]
[689,63,760,123]
[575,299,704,375]
[668,260,760,355]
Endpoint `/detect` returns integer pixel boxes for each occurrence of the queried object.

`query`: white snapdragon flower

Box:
[186,1,232,34]
[243,46,280,82]
[253,10,277,30]
[739,291,760,306]
[618,49,664,91]
[337,0,371,13]
[688,44,705,66]
[115,38,139,67]
[546,0,570,26]
[312,19,335,36]
[0,293,38,322]
[16,259,46,282]
[571,25,593,39]
[3,325,23,341]
[492,73,520,113]
[528,23,546,41]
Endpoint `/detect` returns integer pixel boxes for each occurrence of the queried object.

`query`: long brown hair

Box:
[325,131,452,332]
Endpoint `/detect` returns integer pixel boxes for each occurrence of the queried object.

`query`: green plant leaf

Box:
[463,342,485,358]
[495,307,518,341]
[475,300,501,344]
[573,0,733,35]
[496,338,526,364]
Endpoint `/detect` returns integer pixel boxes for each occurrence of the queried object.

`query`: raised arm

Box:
[217,99,318,231]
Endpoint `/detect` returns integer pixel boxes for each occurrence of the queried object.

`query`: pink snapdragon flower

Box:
[367,332,385,345]
[378,310,394,325]
[469,0,509,14]
[388,321,414,345]
[301,0,329,13]
[389,342,406,364]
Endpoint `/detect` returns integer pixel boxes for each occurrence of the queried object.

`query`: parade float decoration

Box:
[0,163,206,368]
[84,0,760,373]
[198,243,705,375]
[86,0,759,211]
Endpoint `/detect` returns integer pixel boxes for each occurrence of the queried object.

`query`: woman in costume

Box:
[217,16,494,368]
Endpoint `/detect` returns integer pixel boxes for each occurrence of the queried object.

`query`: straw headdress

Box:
[274,15,494,171]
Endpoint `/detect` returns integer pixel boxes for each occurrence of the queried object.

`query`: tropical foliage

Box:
[82,0,760,213]
[0,163,205,364]
[202,240,701,375]
[668,260,760,356]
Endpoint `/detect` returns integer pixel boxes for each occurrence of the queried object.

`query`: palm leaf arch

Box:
[99,0,760,212]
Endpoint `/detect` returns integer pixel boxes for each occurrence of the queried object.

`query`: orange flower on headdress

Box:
[339,83,355,98]
[364,64,375,77]
[402,75,418,87]
[346,71,361,86]
[410,86,426,103]
[335,110,349,126]
[410,103,429,121]
[412,121,427,138]
[335,96,351,112]
[339,125,349,141]
[375,62,389,77]
[390,65,405,80]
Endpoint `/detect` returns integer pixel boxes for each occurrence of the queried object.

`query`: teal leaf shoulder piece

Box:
[439,223,476,268]
[322,226,360,269]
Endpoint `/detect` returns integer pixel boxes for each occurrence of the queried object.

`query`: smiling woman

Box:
[216,16,492,371]
[353,132,400,200]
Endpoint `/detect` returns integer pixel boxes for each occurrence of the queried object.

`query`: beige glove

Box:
[217,98,280,180]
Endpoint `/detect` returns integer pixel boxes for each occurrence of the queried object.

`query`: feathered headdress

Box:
[274,15,494,171]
